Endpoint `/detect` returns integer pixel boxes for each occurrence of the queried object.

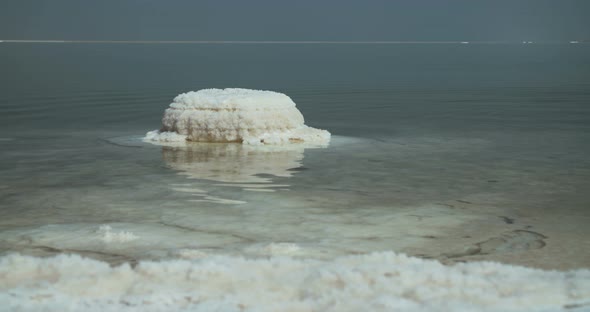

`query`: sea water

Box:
[1,44,590,308]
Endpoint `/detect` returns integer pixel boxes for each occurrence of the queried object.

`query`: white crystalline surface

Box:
[1,252,589,312]
[97,225,139,243]
[144,130,186,143]
[144,88,330,145]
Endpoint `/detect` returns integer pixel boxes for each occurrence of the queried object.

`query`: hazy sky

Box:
[1,0,588,41]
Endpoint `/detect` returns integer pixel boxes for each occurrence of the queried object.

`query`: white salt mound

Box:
[144,88,330,145]
[1,252,589,312]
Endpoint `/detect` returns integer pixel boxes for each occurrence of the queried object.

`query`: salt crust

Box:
[1,252,589,312]
[144,88,330,145]
[97,225,139,243]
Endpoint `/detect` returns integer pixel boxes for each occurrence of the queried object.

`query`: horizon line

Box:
[0,39,586,44]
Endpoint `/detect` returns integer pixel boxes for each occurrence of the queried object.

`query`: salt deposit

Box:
[144,88,330,145]
[97,225,139,243]
[1,252,589,312]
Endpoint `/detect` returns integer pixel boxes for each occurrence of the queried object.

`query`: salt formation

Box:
[144,88,330,145]
[1,252,589,312]
[97,225,139,243]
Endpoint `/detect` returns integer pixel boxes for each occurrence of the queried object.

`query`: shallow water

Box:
[0,43,589,269]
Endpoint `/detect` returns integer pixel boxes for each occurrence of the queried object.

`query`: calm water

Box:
[0,43,589,268]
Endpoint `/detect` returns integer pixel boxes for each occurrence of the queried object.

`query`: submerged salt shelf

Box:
[1,252,589,312]
[145,88,330,145]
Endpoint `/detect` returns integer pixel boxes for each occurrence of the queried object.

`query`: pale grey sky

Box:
[1,0,589,41]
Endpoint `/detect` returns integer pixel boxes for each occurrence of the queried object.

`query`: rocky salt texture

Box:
[1,252,589,312]
[144,88,330,145]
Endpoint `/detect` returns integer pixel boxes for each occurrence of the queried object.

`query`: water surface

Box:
[0,43,589,269]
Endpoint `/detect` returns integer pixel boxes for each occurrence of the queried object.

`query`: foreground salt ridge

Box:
[144,88,330,146]
[1,253,589,312]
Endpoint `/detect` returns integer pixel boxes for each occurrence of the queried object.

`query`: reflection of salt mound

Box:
[145,88,330,145]
[163,143,304,184]
[2,252,589,311]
